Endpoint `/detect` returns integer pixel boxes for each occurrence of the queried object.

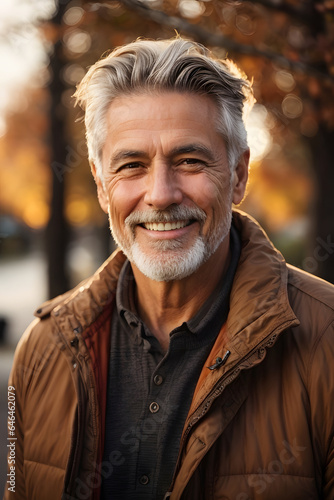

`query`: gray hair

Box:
[74,37,253,179]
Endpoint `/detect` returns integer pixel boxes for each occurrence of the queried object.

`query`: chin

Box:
[128,238,210,282]
[110,214,232,282]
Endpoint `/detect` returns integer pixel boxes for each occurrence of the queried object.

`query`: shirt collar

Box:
[116,223,241,341]
[186,223,241,335]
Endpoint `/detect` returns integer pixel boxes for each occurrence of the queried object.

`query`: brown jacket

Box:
[4,211,334,500]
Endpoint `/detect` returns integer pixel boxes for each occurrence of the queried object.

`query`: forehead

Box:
[103,91,223,154]
[113,86,215,102]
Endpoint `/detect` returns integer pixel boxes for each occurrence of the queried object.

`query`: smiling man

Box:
[94,91,246,352]
[5,37,334,500]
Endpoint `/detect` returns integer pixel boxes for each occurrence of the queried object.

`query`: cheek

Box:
[189,171,232,214]
[105,178,143,226]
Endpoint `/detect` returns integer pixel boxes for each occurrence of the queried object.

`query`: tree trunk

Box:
[46,1,70,298]
[308,125,334,284]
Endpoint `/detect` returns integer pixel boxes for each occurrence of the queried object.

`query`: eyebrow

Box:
[110,150,148,165]
[169,144,215,162]
[110,143,216,166]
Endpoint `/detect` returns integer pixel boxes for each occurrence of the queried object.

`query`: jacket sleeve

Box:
[3,325,32,500]
[3,314,80,500]
[307,320,334,497]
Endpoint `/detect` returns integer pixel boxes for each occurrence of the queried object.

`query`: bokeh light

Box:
[63,6,84,27]
[274,71,296,93]
[178,0,206,18]
[66,197,91,226]
[63,29,92,56]
[282,94,303,119]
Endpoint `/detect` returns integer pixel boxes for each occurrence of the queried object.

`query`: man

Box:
[5,37,334,500]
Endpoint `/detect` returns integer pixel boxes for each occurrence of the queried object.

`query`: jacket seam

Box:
[306,319,334,461]
[327,435,334,463]
[288,279,334,313]
[306,318,334,387]
[25,458,66,472]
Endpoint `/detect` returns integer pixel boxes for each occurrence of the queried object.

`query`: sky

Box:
[0,0,55,136]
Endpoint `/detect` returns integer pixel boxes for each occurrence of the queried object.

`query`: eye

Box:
[183,158,200,164]
[122,162,141,169]
[178,158,206,170]
[116,162,143,173]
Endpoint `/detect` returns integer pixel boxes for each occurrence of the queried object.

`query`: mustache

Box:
[125,206,207,228]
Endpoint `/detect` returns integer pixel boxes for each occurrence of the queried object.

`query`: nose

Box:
[143,164,183,209]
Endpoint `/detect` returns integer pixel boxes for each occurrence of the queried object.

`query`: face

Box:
[94,92,248,281]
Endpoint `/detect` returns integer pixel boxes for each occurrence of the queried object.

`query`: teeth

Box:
[143,221,189,231]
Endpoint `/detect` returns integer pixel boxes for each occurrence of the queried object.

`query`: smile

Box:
[142,220,190,231]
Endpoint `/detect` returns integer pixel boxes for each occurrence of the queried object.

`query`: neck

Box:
[131,237,231,351]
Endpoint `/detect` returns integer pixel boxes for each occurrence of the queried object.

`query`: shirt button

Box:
[153,374,163,386]
[149,401,160,413]
[139,475,150,485]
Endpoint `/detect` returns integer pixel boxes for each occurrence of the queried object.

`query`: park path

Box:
[0,251,47,491]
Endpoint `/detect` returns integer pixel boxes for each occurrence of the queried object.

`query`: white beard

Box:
[109,206,232,282]
[130,236,207,281]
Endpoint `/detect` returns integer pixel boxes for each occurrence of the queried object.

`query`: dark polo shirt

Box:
[101,225,241,500]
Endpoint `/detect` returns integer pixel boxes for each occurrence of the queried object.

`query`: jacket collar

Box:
[34,248,126,335]
[34,210,299,347]
[228,210,299,355]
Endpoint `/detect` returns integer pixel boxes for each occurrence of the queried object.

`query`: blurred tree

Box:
[1,0,333,291]
[46,0,71,297]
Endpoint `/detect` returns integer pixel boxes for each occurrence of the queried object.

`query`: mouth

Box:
[141,220,193,231]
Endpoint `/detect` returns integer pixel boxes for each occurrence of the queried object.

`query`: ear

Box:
[91,162,109,214]
[232,149,249,205]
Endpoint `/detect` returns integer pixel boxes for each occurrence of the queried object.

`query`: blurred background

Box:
[1,0,334,489]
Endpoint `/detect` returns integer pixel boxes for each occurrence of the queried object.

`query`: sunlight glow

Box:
[245,104,273,164]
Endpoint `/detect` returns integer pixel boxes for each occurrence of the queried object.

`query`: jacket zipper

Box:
[52,318,86,499]
[183,330,280,441]
[64,354,100,499]
[169,321,297,493]
[64,361,86,497]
